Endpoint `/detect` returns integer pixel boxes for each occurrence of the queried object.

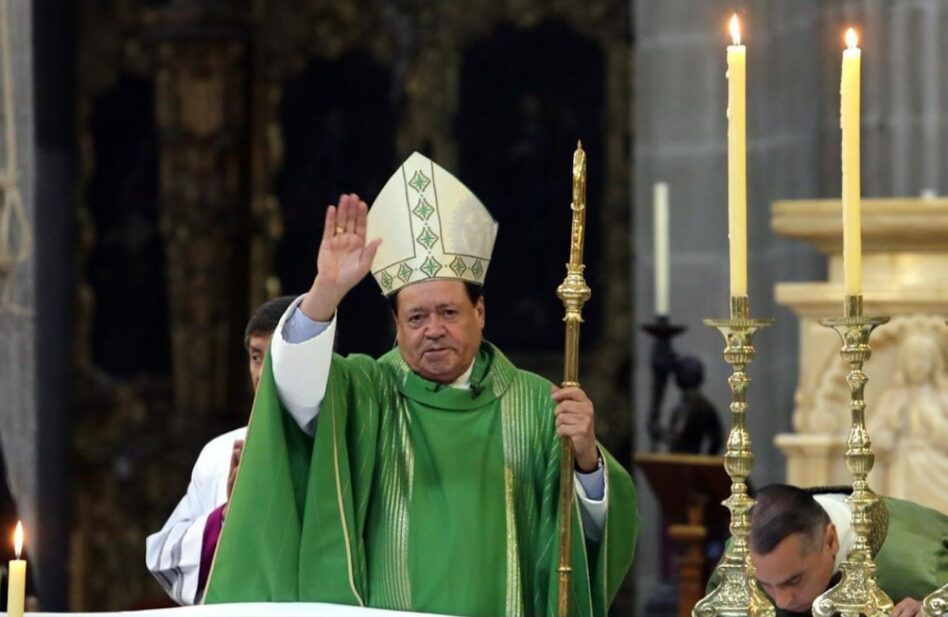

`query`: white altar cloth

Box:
[5,603,452,617]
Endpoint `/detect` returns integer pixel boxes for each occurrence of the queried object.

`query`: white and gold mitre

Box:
[367,152,498,295]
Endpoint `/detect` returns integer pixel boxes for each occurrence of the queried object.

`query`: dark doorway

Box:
[457,19,606,352]
[276,53,397,357]
[87,73,169,378]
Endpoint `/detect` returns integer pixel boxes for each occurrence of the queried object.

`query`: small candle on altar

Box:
[653,182,670,315]
[841,28,862,296]
[7,521,26,617]
[727,14,747,298]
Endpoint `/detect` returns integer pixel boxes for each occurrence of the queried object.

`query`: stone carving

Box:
[780,312,948,514]
[870,332,948,514]
[665,356,723,455]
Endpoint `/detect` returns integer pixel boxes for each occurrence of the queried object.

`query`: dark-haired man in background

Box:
[145,295,295,605]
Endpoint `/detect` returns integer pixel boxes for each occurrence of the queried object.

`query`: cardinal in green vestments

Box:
[707,484,948,617]
[204,152,639,616]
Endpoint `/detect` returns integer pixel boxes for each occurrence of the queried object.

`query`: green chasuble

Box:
[707,496,948,617]
[205,342,639,617]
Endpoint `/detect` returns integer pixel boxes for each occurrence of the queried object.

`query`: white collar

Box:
[447,359,476,390]
[814,494,855,572]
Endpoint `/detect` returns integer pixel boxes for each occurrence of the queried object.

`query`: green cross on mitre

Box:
[408,169,431,193]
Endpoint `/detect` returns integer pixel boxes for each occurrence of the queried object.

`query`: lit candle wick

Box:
[13,520,22,559]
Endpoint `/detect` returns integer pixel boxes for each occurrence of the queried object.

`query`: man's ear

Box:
[825,522,839,554]
[476,296,485,328]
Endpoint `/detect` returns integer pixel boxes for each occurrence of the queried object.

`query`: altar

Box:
[6,604,448,617]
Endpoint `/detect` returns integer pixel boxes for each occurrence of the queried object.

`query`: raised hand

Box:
[300,193,382,321]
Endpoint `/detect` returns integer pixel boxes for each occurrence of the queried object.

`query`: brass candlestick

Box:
[692,296,774,617]
[555,141,591,617]
[813,295,892,617]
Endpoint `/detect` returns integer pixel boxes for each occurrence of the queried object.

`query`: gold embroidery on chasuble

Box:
[373,356,415,610]
[329,392,365,607]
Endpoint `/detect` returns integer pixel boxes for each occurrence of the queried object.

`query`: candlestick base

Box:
[922,581,948,617]
[693,558,776,617]
[812,559,893,617]
[692,296,774,617]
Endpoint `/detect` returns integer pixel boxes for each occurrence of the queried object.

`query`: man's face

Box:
[247,331,274,392]
[394,280,485,384]
[750,525,838,613]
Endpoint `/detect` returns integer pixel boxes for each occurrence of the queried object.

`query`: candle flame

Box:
[729,14,741,46]
[13,520,23,558]
[845,28,858,50]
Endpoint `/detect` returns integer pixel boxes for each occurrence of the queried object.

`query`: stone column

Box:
[143,3,251,422]
[817,0,948,198]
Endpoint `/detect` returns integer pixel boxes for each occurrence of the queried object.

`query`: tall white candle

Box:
[653,182,670,315]
[841,28,862,296]
[727,14,747,298]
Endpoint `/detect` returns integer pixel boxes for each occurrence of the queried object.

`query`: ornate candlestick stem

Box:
[692,296,774,617]
[813,295,892,617]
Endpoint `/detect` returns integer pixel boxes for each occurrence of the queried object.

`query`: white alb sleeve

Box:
[269,294,336,436]
[574,459,608,542]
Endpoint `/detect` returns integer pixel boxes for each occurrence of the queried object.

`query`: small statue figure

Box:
[872,333,948,513]
[647,330,680,449]
[665,356,723,454]
[642,316,686,450]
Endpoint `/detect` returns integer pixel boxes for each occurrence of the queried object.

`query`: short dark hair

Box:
[749,484,831,555]
[387,281,483,314]
[244,295,296,348]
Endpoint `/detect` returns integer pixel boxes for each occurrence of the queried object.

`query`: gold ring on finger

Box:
[335,225,345,235]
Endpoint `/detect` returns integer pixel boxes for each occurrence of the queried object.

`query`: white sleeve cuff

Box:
[144,510,210,605]
[270,294,335,435]
[574,456,608,542]
[282,302,331,343]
